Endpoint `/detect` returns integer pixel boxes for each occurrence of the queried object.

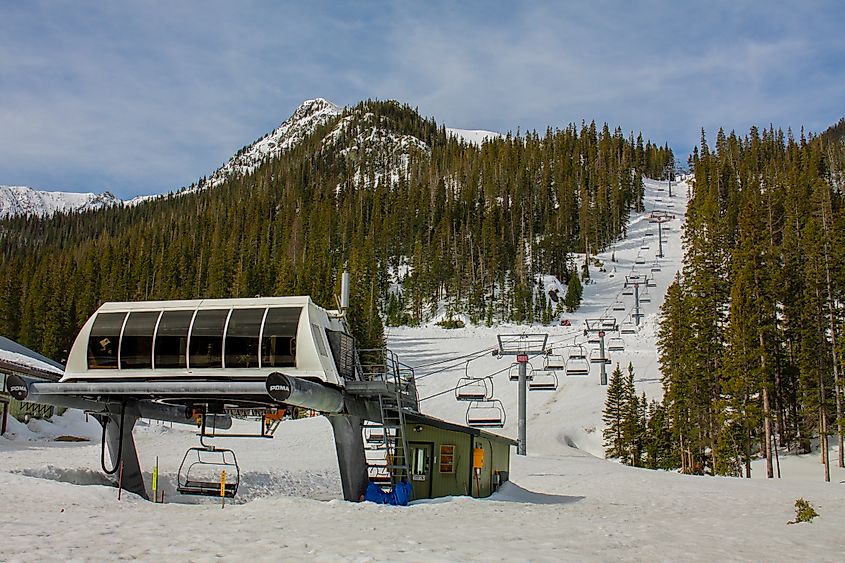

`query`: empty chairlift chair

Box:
[600,317,619,333]
[466,399,506,428]
[455,376,492,401]
[620,319,637,335]
[607,337,625,352]
[177,447,240,498]
[564,346,590,377]
[529,369,559,391]
[639,287,652,303]
[544,352,566,370]
[508,362,534,381]
[651,259,662,273]
[612,300,625,312]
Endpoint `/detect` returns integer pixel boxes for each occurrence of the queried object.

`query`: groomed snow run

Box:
[2,179,844,560]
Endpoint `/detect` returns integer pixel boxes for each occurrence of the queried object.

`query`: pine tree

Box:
[602,364,627,459]
[563,271,582,313]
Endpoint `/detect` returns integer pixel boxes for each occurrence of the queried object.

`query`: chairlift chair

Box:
[607,337,625,352]
[466,399,506,428]
[455,377,492,401]
[508,362,534,381]
[565,355,590,376]
[544,353,566,370]
[587,332,601,344]
[645,231,655,237]
[622,286,634,296]
[639,291,652,304]
[646,278,657,288]
[612,300,625,312]
[564,346,590,377]
[635,257,646,265]
[177,446,240,498]
[651,260,662,273]
[620,320,637,335]
[528,369,559,391]
[601,318,619,331]
[640,243,650,250]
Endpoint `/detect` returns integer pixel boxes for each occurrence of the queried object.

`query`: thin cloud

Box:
[0,1,843,197]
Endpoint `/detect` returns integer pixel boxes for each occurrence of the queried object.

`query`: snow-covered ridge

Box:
[2,98,501,217]
[204,98,342,189]
[446,127,502,145]
[0,186,120,219]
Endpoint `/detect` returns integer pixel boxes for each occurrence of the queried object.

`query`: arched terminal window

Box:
[87,312,126,369]
[120,311,160,369]
[225,308,264,368]
[154,310,193,369]
[261,307,300,367]
[189,309,229,368]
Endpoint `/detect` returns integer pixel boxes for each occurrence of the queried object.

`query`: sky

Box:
[1,1,844,199]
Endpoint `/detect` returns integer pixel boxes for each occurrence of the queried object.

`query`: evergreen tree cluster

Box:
[0,100,671,362]
[655,126,845,479]
[603,363,674,469]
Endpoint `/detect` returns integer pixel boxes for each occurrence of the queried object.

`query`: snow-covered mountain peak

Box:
[0,185,121,219]
[3,97,501,216]
[204,98,343,189]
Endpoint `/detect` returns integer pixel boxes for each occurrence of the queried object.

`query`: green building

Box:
[402,412,516,499]
[0,336,64,435]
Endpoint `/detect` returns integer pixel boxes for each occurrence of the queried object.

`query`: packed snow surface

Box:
[3,179,844,560]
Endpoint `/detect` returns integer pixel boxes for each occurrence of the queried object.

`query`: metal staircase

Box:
[358,348,412,490]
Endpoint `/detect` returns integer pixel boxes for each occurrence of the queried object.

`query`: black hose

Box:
[100,403,125,475]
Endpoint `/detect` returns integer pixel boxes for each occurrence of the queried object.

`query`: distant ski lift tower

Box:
[648,210,674,259]
[585,318,617,385]
[624,277,645,328]
[496,333,548,456]
[665,164,674,198]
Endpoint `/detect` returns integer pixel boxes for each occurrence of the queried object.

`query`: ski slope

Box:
[392,177,688,458]
[3,179,845,560]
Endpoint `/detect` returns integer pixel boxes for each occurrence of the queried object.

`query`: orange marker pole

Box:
[220,470,226,509]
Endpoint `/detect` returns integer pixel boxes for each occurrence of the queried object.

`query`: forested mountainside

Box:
[0,99,672,361]
[821,117,845,144]
[651,126,845,478]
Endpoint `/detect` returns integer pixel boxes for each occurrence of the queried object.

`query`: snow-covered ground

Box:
[3,179,845,560]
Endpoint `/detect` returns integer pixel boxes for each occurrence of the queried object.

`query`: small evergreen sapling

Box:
[788,498,818,524]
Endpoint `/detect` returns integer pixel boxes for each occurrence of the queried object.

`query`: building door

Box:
[0,397,8,436]
[408,442,433,499]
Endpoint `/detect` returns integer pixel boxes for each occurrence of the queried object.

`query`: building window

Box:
[154,310,193,369]
[439,444,455,474]
[225,308,264,368]
[87,312,126,369]
[326,330,356,379]
[261,307,300,368]
[189,309,229,368]
[120,311,160,369]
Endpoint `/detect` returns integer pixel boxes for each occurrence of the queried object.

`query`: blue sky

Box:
[1,1,844,199]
